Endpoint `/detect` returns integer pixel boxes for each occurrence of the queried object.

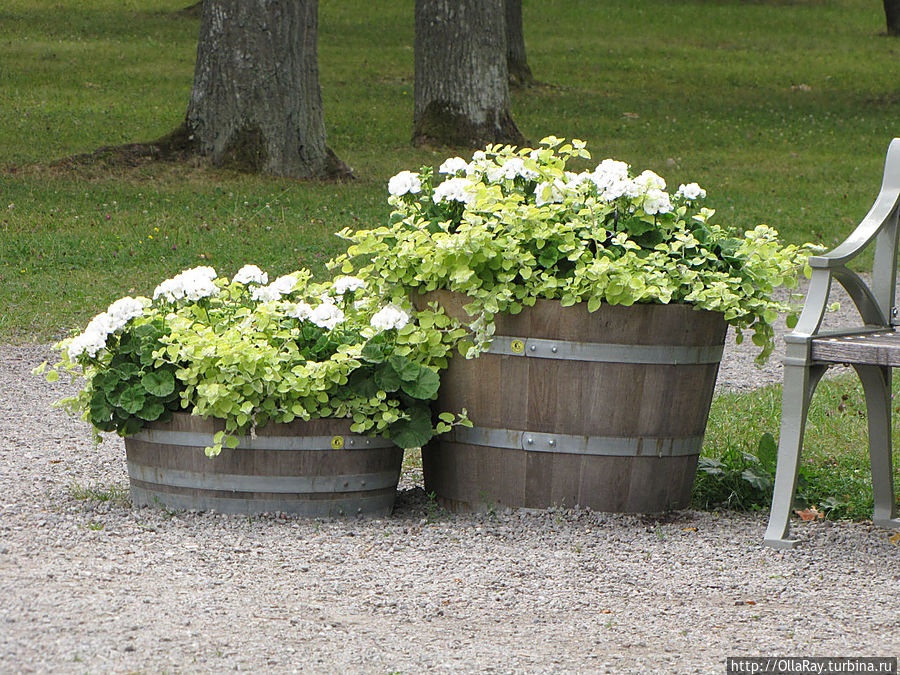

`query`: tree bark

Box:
[183,0,350,178]
[505,0,533,88]
[886,0,900,36]
[413,0,525,148]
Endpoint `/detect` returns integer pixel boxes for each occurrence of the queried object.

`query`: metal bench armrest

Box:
[808,138,900,269]
[790,138,900,336]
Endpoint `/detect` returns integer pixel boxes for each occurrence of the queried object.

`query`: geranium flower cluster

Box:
[386,139,706,224]
[67,296,148,360]
[153,266,219,303]
[370,304,410,332]
[47,263,468,452]
[251,274,298,302]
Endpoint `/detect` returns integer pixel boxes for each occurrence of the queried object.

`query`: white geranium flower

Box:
[499,157,540,181]
[643,189,673,215]
[601,178,640,202]
[309,302,345,330]
[67,328,108,360]
[332,276,366,296]
[191,266,218,281]
[591,159,631,190]
[676,183,707,200]
[286,301,314,321]
[634,169,667,192]
[438,157,468,175]
[565,171,595,191]
[370,304,410,332]
[388,170,422,197]
[485,164,505,183]
[433,177,476,206]
[232,264,268,285]
[252,274,298,303]
[67,311,119,360]
[105,296,146,332]
[182,275,219,302]
[153,266,220,303]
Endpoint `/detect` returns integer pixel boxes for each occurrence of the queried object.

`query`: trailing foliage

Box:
[335,137,817,361]
[39,266,470,455]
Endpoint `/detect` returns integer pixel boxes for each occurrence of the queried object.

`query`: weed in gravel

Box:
[424,491,446,523]
[68,482,130,506]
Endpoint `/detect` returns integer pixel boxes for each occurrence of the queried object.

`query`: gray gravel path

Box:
[2,286,899,674]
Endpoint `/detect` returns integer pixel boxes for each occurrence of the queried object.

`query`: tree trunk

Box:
[886,0,900,36]
[413,0,525,148]
[184,0,350,178]
[505,0,533,88]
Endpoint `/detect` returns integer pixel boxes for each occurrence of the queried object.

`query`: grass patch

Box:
[696,373,900,520]
[69,481,131,506]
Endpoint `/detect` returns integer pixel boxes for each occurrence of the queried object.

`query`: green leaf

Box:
[94,371,121,393]
[118,386,146,414]
[538,247,561,268]
[756,432,777,471]
[388,355,421,382]
[388,409,435,449]
[348,369,380,398]
[136,400,165,421]
[360,342,387,364]
[374,364,401,392]
[120,417,144,436]
[141,370,175,397]
[400,365,440,400]
[114,362,141,379]
[89,392,114,424]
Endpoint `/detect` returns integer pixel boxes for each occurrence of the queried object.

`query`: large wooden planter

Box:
[421,291,728,513]
[124,414,404,516]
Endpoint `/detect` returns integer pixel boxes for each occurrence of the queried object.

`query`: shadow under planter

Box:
[124,413,404,516]
[421,292,727,513]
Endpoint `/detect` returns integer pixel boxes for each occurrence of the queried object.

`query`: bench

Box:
[764,139,900,548]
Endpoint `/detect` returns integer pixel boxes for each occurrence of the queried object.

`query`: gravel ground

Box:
[2,288,899,674]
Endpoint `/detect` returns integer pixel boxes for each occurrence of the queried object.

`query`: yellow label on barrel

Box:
[511,339,526,354]
[331,435,345,449]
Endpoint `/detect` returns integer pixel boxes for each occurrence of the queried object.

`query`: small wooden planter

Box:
[421,291,727,513]
[124,413,403,516]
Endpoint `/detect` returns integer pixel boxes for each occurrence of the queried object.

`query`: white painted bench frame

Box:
[764,139,900,548]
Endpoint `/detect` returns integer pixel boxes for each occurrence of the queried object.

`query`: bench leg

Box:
[764,363,827,549]
[852,364,900,529]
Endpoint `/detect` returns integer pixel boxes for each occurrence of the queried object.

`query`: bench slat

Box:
[811,330,900,365]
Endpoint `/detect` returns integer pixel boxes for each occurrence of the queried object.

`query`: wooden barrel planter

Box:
[124,413,404,517]
[420,291,728,513]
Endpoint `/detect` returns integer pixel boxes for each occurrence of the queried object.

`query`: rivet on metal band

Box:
[487,335,723,365]
[448,425,703,458]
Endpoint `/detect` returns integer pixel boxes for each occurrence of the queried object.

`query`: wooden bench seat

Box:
[764,140,900,548]
[811,329,900,366]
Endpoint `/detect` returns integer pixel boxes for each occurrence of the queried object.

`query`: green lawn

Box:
[2,0,897,518]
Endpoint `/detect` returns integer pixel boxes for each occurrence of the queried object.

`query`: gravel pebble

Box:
[2,285,899,673]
